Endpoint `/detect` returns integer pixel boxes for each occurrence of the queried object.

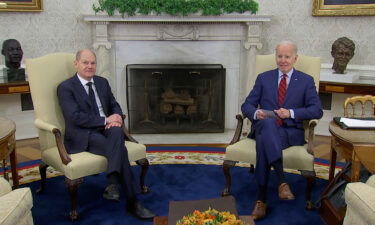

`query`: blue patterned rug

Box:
[23,164,327,225]
[1,145,342,185]
[0,145,334,224]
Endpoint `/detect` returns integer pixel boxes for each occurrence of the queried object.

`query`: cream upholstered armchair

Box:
[0,177,34,225]
[222,54,321,209]
[25,53,150,220]
[343,175,375,225]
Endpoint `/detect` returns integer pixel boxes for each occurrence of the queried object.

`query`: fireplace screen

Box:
[126,64,225,133]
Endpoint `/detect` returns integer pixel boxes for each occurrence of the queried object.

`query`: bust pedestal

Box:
[3,68,25,82]
[320,69,359,83]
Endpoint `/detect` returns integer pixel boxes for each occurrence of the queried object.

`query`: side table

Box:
[320,121,375,225]
[0,117,18,188]
[328,121,375,182]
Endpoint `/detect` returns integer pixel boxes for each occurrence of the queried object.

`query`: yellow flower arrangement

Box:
[176,208,246,225]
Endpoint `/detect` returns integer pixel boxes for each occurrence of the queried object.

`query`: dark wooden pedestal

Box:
[319,172,347,225]
[319,199,346,225]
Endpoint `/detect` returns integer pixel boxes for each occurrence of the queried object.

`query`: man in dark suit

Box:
[57,49,155,220]
[241,41,323,220]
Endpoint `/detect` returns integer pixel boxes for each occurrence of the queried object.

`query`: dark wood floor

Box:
[11,135,334,164]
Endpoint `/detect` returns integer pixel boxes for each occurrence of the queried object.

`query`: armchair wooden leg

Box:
[249,164,255,173]
[301,170,316,210]
[36,162,48,193]
[136,158,150,194]
[222,160,237,196]
[65,177,83,221]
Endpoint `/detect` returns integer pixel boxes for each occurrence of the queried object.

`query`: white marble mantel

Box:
[83,14,272,23]
[83,14,271,130]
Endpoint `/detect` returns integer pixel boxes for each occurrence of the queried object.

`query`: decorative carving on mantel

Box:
[90,21,113,90]
[157,24,199,40]
[84,14,271,46]
[243,22,263,50]
[96,46,111,81]
[92,21,111,49]
[83,14,272,23]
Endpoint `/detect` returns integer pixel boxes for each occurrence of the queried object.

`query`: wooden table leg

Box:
[351,151,361,182]
[153,216,167,225]
[329,138,337,182]
[9,147,19,188]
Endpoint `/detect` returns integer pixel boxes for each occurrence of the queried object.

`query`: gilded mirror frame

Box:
[313,0,375,16]
[0,0,42,12]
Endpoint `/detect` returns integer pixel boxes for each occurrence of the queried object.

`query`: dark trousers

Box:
[254,118,290,186]
[87,126,138,200]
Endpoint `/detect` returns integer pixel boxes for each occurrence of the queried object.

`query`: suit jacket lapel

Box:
[271,69,279,105]
[72,75,91,107]
[93,76,108,116]
[283,70,299,106]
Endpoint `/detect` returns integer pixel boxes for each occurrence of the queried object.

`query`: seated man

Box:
[241,41,323,220]
[57,49,155,220]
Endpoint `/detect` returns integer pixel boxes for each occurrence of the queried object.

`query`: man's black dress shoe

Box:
[126,201,156,220]
[103,184,120,201]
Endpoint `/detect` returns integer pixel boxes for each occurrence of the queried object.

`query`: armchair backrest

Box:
[344,95,375,118]
[253,54,321,141]
[26,53,76,150]
[253,54,321,92]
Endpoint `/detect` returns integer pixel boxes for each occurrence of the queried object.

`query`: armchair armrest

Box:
[366,175,375,188]
[229,113,246,145]
[228,115,318,156]
[306,119,318,155]
[121,114,138,143]
[345,182,375,225]
[0,177,12,197]
[34,118,71,165]
[34,118,58,132]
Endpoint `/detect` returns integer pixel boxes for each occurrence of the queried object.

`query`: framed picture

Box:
[313,0,375,16]
[0,0,42,12]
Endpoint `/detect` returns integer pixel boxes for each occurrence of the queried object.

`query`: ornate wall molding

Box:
[243,22,263,50]
[157,24,199,40]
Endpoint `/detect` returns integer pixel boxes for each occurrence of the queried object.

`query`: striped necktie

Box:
[277,74,287,126]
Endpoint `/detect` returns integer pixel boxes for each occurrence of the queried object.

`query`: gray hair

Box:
[275,40,298,54]
[75,49,96,61]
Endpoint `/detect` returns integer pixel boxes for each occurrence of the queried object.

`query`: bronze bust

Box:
[2,39,23,69]
[331,37,355,74]
[1,39,25,82]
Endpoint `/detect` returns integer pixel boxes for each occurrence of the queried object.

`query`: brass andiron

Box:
[139,77,154,125]
[202,79,218,127]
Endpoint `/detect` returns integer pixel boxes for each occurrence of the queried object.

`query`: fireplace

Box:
[84,14,271,136]
[127,64,225,133]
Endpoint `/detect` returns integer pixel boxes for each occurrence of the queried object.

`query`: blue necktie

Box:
[86,82,99,115]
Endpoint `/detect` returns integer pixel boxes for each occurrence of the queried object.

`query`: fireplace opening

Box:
[126,64,225,134]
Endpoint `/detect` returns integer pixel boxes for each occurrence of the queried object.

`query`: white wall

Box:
[1,0,374,64]
[257,1,375,65]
